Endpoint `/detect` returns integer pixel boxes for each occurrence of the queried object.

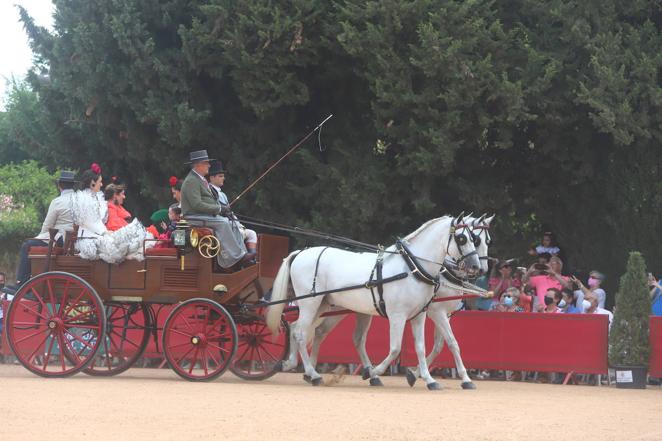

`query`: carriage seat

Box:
[193,227,214,238]
[28,246,65,256]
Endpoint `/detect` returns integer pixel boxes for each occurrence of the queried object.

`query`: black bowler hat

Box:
[209,160,227,176]
[185,149,215,164]
[57,170,78,183]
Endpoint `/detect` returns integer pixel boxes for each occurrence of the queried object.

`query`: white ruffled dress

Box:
[71,189,153,263]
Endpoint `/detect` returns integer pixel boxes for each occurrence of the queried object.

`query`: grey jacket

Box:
[180,170,221,217]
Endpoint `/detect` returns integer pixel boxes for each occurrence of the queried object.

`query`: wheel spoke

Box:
[61,288,87,318]
[13,327,49,345]
[168,327,193,339]
[19,302,49,321]
[206,340,232,354]
[26,331,52,365]
[62,329,96,350]
[42,334,57,368]
[206,345,222,368]
[188,347,200,375]
[57,279,71,316]
[64,308,95,324]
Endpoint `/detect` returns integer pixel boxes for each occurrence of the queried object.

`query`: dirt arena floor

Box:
[1,364,661,441]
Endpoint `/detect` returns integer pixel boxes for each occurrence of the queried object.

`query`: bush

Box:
[0,161,58,249]
[608,252,652,366]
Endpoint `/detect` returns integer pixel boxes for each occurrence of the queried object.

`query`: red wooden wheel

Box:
[6,272,106,377]
[83,302,151,376]
[162,299,237,381]
[230,315,289,381]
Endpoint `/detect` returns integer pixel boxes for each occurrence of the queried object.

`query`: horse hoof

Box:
[461,381,476,390]
[361,366,372,381]
[406,369,417,387]
[427,382,442,391]
[311,377,323,386]
[303,375,312,384]
[369,377,384,387]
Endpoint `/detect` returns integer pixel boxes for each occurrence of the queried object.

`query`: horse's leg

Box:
[369,313,406,380]
[282,319,301,372]
[409,312,440,390]
[436,312,475,389]
[310,315,344,368]
[293,303,325,385]
[352,314,382,386]
[407,307,446,387]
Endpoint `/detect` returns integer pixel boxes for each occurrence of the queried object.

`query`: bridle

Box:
[445,220,479,270]
[470,222,492,262]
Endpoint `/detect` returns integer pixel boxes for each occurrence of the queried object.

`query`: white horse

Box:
[266,215,482,389]
[287,214,494,389]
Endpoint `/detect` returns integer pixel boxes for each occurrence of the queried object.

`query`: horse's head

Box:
[468,213,495,275]
[446,213,482,278]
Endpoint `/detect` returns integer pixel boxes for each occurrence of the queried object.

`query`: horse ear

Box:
[457,210,465,223]
[478,213,487,223]
[485,214,496,225]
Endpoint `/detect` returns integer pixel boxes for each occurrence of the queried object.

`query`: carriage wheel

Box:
[6,272,106,377]
[163,298,237,381]
[230,316,289,381]
[82,302,151,376]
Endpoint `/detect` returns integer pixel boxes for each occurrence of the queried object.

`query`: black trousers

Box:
[15,238,63,285]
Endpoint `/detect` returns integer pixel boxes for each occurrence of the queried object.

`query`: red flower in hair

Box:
[169,176,178,187]
[90,163,102,174]
[112,176,118,183]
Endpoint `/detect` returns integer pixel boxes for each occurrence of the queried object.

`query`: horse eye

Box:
[455,234,468,246]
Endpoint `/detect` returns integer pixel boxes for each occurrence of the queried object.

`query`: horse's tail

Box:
[266,250,302,335]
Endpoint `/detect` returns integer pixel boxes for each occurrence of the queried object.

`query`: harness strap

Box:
[258,272,409,307]
[369,246,388,317]
[310,247,329,294]
[396,240,440,289]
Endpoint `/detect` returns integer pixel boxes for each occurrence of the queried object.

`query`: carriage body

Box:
[5,231,290,381]
[26,233,288,305]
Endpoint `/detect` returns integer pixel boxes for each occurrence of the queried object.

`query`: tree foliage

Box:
[609,252,652,366]
[1,0,660,294]
[0,161,59,248]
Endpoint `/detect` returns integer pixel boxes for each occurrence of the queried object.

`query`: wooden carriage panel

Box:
[108,260,146,290]
[257,234,289,279]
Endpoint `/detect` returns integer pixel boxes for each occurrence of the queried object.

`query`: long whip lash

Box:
[230,114,333,207]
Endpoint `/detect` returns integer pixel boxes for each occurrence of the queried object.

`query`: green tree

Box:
[5,0,661,295]
[609,252,652,366]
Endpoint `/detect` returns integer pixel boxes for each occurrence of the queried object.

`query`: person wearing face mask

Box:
[536,288,562,313]
[524,256,571,311]
[490,287,525,312]
[571,270,607,310]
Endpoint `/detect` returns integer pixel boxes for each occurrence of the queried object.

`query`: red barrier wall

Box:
[649,317,662,378]
[317,311,610,375]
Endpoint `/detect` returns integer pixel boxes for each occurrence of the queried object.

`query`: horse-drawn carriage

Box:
[4,221,291,381]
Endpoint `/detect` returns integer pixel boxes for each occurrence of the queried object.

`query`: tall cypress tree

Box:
[609,252,652,366]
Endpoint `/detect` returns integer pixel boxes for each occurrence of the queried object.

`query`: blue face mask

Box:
[503,297,513,307]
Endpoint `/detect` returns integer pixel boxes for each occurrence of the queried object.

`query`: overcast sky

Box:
[0,0,54,109]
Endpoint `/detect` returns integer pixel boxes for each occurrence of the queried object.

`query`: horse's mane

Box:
[402,216,451,242]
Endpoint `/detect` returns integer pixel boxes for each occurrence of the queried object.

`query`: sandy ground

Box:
[1,364,661,441]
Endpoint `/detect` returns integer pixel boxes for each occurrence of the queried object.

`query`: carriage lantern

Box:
[173,219,192,270]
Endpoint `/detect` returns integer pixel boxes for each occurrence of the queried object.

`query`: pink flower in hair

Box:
[90,163,102,174]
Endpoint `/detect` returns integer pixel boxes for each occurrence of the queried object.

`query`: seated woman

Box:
[72,164,153,263]
[170,176,182,207]
[104,179,131,231]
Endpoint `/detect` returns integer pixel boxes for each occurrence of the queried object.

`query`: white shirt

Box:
[35,189,74,241]
[594,307,613,328]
